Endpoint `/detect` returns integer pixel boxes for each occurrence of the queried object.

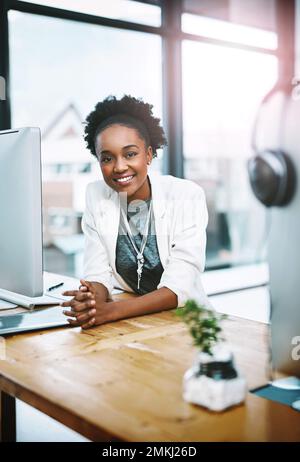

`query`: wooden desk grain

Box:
[0,294,300,442]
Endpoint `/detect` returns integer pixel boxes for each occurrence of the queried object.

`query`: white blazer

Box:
[81,170,210,308]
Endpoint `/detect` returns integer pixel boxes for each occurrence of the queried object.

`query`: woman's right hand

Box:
[61,279,98,329]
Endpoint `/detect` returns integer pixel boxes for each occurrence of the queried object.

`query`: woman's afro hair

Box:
[84,95,167,158]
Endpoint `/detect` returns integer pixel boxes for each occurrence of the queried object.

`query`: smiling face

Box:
[95,124,153,202]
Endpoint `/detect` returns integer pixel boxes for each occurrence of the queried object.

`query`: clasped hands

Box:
[61,279,111,329]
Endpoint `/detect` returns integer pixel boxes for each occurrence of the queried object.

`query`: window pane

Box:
[17,0,161,27]
[9,11,162,277]
[182,13,277,49]
[183,0,276,32]
[182,40,278,268]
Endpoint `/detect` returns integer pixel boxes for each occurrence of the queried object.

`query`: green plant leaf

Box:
[175,299,227,355]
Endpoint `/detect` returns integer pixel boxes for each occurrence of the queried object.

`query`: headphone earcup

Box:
[248,150,295,207]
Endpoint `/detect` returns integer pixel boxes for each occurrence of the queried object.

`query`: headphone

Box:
[248,83,296,207]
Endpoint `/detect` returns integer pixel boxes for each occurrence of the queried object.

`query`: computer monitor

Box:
[268,118,300,382]
[250,90,300,385]
[0,127,43,297]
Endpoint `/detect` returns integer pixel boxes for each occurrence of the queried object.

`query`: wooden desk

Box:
[0,293,300,442]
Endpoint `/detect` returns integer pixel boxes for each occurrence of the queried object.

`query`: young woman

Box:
[61,95,209,329]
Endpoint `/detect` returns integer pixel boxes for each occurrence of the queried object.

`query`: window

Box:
[4,1,281,275]
[182,13,277,49]
[182,39,278,267]
[183,0,276,32]
[9,10,162,276]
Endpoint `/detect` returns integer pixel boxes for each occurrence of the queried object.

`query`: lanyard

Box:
[120,201,152,290]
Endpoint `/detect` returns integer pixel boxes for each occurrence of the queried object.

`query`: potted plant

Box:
[176,299,247,412]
